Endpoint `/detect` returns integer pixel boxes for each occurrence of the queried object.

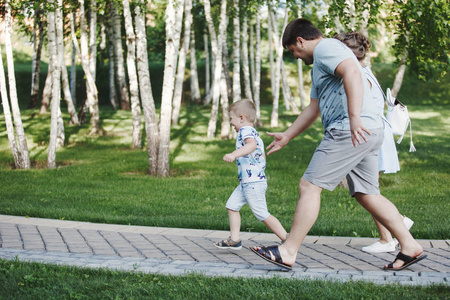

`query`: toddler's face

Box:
[230,111,241,131]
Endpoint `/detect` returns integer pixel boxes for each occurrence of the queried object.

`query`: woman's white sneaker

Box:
[362,241,396,253]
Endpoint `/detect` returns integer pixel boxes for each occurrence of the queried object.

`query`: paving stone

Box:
[0,215,448,286]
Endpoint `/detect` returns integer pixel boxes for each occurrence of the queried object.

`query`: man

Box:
[251,18,426,271]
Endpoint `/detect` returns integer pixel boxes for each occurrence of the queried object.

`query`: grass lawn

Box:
[1,259,448,299]
[1,61,449,298]
[0,101,449,239]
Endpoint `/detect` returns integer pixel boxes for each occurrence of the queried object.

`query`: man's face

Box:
[287,41,313,65]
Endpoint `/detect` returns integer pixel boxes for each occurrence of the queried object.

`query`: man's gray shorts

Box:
[303,128,384,196]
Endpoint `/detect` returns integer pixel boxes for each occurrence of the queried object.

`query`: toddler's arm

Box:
[223,138,257,163]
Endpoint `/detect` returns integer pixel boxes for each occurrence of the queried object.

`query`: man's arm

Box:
[334,58,371,147]
[266,98,320,155]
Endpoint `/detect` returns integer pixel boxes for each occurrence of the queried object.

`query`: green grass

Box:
[0,258,448,300]
[0,101,449,239]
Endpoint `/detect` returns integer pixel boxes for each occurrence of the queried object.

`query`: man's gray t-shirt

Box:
[310,38,382,131]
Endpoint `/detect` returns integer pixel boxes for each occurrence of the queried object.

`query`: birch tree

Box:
[0,45,21,167]
[3,0,30,169]
[70,11,77,106]
[253,8,262,126]
[204,0,227,138]
[107,4,118,110]
[158,0,184,176]
[232,0,241,103]
[47,0,61,168]
[112,2,130,110]
[172,0,193,125]
[189,28,201,103]
[135,0,159,175]
[241,15,253,102]
[203,31,211,102]
[123,0,142,149]
[30,8,44,109]
[56,0,78,125]
[269,6,281,127]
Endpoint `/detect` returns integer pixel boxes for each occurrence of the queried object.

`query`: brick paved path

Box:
[0,215,448,286]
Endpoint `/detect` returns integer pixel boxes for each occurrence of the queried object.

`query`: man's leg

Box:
[355,193,423,268]
[254,178,322,266]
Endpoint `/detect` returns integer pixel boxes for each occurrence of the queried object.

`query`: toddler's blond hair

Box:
[229,99,256,123]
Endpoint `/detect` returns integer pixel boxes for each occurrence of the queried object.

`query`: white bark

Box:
[112,3,130,110]
[297,6,306,110]
[269,8,281,128]
[0,45,20,166]
[135,0,159,175]
[89,1,97,79]
[69,13,99,133]
[57,0,78,125]
[47,3,60,169]
[268,13,275,96]
[391,37,409,97]
[203,32,211,101]
[253,10,262,126]
[123,0,142,149]
[70,11,77,106]
[158,0,184,176]
[172,0,192,125]
[241,15,253,102]
[232,0,241,103]
[189,28,201,103]
[4,1,30,169]
[205,0,227,138]
[30,9,44,109]
[220,70,230,139]
[40,71,51,114]
[249,21,255,87]
[281,61,299,114]
[107,9,118,110]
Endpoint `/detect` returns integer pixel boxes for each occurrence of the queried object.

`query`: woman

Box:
[334,32,413,253]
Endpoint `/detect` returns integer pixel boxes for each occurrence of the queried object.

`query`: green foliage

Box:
[389,0,449,80]
[1,259,448,299]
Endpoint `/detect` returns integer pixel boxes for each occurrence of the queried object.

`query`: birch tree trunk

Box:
[203,32,211,103]
[136,0,159,175]
[281,61,299,113]
[112,3,130,110]
[249,21,255,87]
[269,8,281,128]
[158,0,184,176]
[253,10,262,126]
[4,1,30,169]
[69,13,100,133]
[297,6,306,109]
[232,0,241,103]
[0,45,21,167]
[220,71,230,139]
[172,0,192,125]
[40,71,51,114]
[78,0,89,123]
[30,9,44,109]
[123,0,142,149]
[241,15,253,102]
[108,5,118,110]
[47,2,61,169]
[56,0,78,125]
[391,38,409,97]
[268,12,275,97]
[205,0,227,138]
[70,12,77,106]
[189,28,201,103]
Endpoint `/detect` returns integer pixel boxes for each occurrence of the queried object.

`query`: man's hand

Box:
[223,153,235,163]
[266,132,289,156]
[350,116,371,147]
